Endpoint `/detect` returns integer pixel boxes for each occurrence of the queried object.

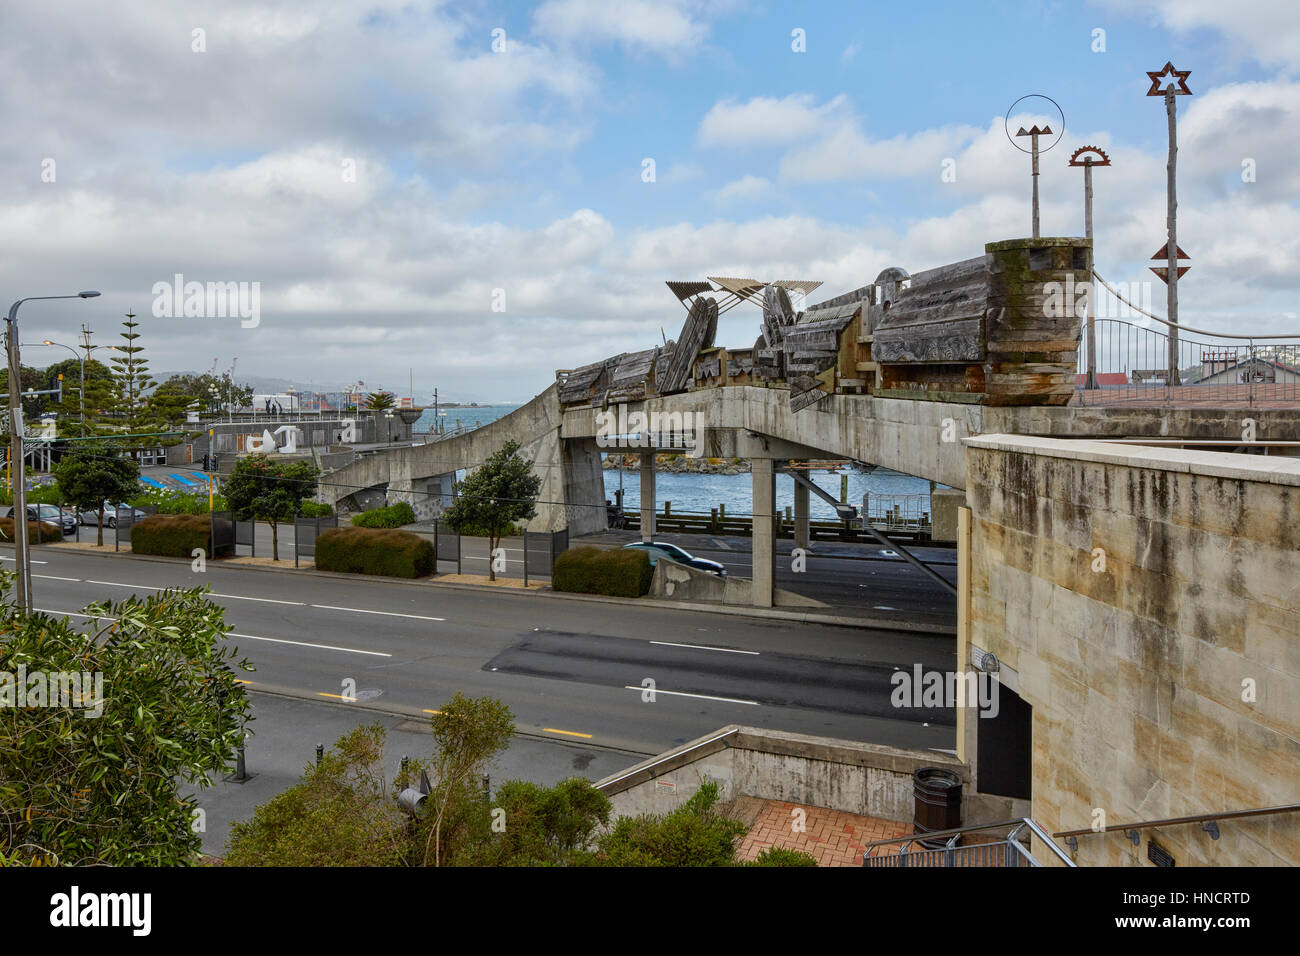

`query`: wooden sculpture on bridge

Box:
[554,236,1091,411]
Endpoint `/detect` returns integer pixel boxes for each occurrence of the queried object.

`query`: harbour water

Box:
[413,403,933,518]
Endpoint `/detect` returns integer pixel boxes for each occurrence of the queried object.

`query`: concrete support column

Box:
[639,452,656,542]
[793,479,810,552]
[752,458,775,608]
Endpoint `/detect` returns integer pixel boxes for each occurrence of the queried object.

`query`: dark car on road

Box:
[6,503,78,535]
[77,501,148,528]
[623,540,727,577]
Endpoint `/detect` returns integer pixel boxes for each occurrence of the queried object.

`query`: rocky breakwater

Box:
[602,453,750,475]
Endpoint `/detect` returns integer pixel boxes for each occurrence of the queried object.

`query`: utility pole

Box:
[1069,146,1111,389]
[1147,61,1192,386]
[5,291,100,612]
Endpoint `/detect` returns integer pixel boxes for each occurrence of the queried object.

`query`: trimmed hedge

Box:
[299,501,334,518]
[552,547,653,598]
[0,518,64,543]
[315,526,433,578]
[130,515,213,557]
[351,502,416,529]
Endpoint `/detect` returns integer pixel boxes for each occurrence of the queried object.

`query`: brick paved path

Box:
[732,798,911,867]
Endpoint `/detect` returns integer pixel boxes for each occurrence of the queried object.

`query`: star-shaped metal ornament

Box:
[1146,61,1191,96]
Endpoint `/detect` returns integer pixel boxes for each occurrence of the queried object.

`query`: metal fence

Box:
[1075,281,1300,407]
[293,514,339,567]
[860,493,931,534]
[210,511,236,557]
[113,504,158,551]
[433,520,461,574]
[234,518,256,557]
[522,528,569,585]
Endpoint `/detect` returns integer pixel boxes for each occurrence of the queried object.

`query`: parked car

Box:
[77,502,148,528]
[6,503,77,535]
[623,540,727,577]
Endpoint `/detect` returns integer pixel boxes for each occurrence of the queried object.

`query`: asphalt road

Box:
[7,545,958,757]
[577,529,959,624]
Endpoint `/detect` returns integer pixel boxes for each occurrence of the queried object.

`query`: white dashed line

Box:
[310,604,445,622]
[623,685,759,706]
[650,640,759,656]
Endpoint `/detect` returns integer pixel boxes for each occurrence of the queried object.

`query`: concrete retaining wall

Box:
[965,435,1300,866]
[596,725,967,826]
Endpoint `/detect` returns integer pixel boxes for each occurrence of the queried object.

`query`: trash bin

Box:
[913,767,963,849]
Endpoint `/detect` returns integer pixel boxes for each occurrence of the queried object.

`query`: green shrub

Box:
[582,782,746,867]
[130,514,213,557]
[351,501,416,528]
[552,546,653,598]
[0,518,63,543]
[315,526,433,578]
[744,847,819,867]
[299,501,334,518]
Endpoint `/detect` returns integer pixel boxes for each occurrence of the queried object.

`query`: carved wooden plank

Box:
[659,297,718,394]
[761,284,795,348]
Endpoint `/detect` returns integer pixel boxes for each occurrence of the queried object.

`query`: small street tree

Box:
[363,391,396,411]
[441,440,542,581]
[222,454,320,560]
[0,575,253,865]
[53,445,141,545]
[418,692,515,866]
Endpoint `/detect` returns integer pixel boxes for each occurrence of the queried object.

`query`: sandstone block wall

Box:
[965,435,1299,866]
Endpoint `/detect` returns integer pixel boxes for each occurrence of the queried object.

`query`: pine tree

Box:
[108,311,155,431]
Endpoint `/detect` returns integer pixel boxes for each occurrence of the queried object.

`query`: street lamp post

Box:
[6,291,101,612]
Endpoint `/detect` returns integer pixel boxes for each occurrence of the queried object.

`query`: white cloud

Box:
[711,175,773,204]
[532,0,710,55]
[698,94,851,148]
[1099,0,1300,71]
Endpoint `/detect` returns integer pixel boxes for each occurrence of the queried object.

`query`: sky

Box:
[1,0,1297,402]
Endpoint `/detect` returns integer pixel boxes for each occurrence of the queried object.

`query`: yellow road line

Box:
[543,727,593,739]
[422,708,441,715]
[317,692,359,701]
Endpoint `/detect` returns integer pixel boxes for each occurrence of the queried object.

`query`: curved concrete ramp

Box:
[324,384,607,535]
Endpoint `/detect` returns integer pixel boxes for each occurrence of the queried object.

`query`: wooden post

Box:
[1084,158,1098,389]
[1031,130,1041,239]
[1165,87,1180,386]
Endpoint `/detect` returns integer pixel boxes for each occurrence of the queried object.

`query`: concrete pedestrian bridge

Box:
[327,233,1300,557]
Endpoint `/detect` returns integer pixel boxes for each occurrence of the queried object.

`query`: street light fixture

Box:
[6,291,101,612]
[33,338,116,437]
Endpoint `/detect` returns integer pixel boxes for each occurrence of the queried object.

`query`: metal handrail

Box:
[864,817,1024,851]
[1092,271,1299,339]
[863,818,1076,867]
[1053,803,1300,840]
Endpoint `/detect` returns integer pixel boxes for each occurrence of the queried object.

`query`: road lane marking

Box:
[310,604,445,622]
[650,640,759,656]
[622,685,759,706]
[34,574,81,582]
[34,608,394,659]
[543,727,593,739]
[318,692,359,701]
[226,631,392,657]
[211,593,305,606]
[422,709,442,715]
[86,579,164,590]
[1,556,48,564]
